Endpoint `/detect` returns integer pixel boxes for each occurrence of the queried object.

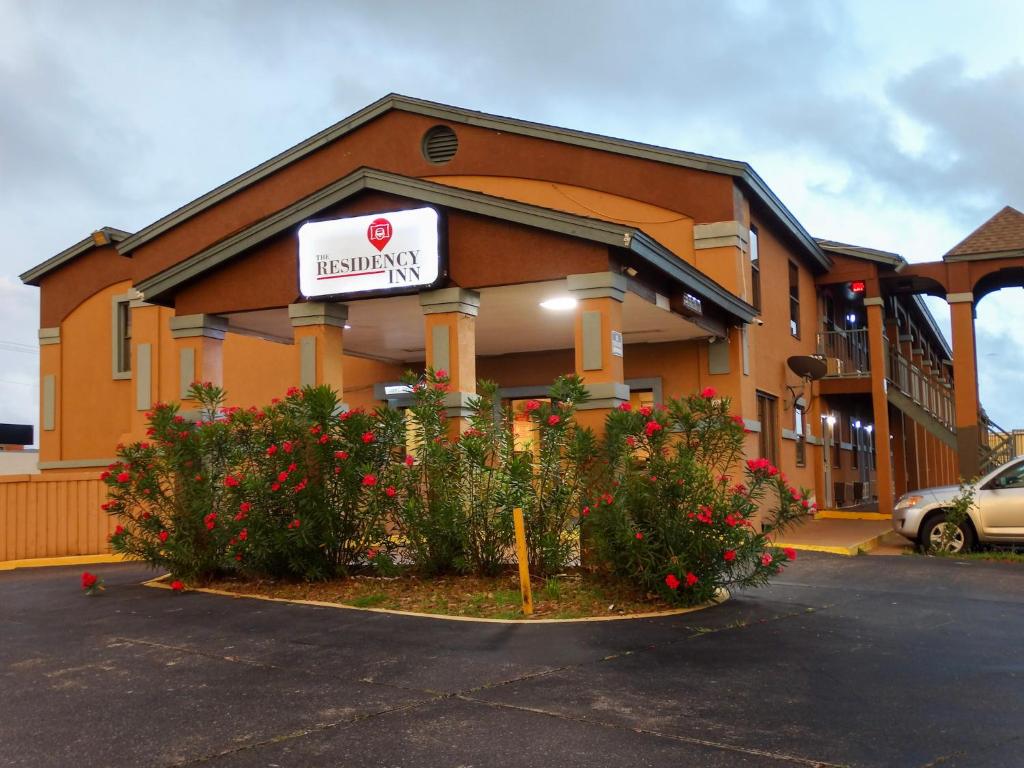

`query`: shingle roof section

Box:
[945,206,1024,258]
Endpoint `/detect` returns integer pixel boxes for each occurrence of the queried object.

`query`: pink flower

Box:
[723,550,736,562]
[761,553,774,567]
[367,548,379,559]
[700,387,717,398]
[639,406,653,417]
[547,415,561,426]
[665,574,680,590]
[783,547,798,561]
[524,400,541,412]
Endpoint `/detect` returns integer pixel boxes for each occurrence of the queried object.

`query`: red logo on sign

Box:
[367,218,392,251]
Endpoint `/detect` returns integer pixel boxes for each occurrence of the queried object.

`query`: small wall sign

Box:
[611,330,623,357]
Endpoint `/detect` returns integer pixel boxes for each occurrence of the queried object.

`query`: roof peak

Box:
[945,206,1024,259]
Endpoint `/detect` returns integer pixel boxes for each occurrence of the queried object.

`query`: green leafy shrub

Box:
[585,388,811,606]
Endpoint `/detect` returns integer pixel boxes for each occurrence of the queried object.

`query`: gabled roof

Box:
[816,238,905,269]
[20,227,131,286]
[945,206,1024,260]
[135,167,757,325]
[115,94,830,271]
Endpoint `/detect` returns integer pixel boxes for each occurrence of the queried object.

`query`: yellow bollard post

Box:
[512,507,533,616]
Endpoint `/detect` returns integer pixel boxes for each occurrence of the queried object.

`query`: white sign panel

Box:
[298,207,440,298]
[611,330,623,357]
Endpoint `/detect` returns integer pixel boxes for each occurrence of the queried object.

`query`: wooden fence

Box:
[0,472,115,561]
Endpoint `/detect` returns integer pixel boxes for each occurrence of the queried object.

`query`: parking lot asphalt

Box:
[2,552,1023,768]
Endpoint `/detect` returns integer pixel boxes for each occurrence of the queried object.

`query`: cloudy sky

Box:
[2,0,1023,436]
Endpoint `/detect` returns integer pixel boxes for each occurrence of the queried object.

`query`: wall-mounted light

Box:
[853,419,861,428]
[539,297,577,311]
[864,424,874,434]
[824,414,836,427]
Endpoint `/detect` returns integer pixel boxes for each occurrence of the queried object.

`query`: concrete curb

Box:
[0,554,131,572]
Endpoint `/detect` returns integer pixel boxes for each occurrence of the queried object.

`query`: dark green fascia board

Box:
[116,93,829,272]
[134,168,754,325]
[20,227,132,286]
[816,238,906,269]
[628,232,757,324]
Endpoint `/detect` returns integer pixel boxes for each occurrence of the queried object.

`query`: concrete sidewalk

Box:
[774,515,910,556]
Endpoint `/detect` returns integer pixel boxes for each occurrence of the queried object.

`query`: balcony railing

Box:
[818,329,870,377]
[817,329,956,430]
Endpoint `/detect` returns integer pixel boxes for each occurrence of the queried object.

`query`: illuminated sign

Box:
[681,292,703,316]
[298,207,441,299]
[850,280,866,294]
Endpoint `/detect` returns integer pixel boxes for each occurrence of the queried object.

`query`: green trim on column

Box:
[38,327,60,346]
[431,325,451,372]
[576,381,630,410]
[567,272,627,302]
[42,375,56,431]
[136,343,152,411]
[581,311,603,371]
[179,348,196,399]
[420,288,480,316]
[288,302,349,328]
[169,314,228,340]
[299,336,317,387]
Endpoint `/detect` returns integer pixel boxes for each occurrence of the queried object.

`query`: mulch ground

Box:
[210,569,680,620]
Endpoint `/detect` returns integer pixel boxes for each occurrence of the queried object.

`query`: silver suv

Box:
[892,456,1024,552]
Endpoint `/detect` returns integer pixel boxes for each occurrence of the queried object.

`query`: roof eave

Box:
[20,227,131,286]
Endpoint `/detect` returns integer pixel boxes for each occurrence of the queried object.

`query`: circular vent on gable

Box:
[422,125,458,164]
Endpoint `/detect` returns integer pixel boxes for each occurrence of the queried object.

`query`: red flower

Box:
[783,547,798,561]
[335,450,349,460]
[116,471,130,483]
[170,580,184,592]
[685,572,698,587]
[362,431,375,444]
[665,573,680,590]
[286,386,301,397]
[405,454,415,466]
[239,528,248,541]
[266,444,278,456]
[581,506,590,517]
[271,482,281,492]
[639,405,653,417]
[547,414,561,426]
[81,572,98,589]
[114,525,125,535]
[700,386,717,399]
[635,532,643,540]
[204,512,217,531]
[239,501,252,513]
[283,441,294,454]
[385,486,397,497]
[294,478,308,492]
[287,462,298,472]
[159,530,169,543]
[731,415,745,427]
[761,553,774,567]
[277,471,289,483]
[288,518,301,530]
[524,400,541,412]
[99,471,110,481]
[618,402,632,411]
[362,474,377,487]
[723,549,736,562]
[435,368,448,380]
[224,475,240,488]
[644,421,662,437]
[367,548,379,559]
[318,434,329,445]
[626,436,637,448]
[310,425,321,435]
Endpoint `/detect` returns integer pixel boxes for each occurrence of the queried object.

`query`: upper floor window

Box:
[788,261,800,338]
[112,297,132,378]
[756,391,777,465]
[749,225,761,312]
[794,403,806,467]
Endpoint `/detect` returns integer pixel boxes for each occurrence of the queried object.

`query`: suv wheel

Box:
[919,513,975,554]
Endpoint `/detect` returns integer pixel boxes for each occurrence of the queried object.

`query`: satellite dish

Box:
[787,355,827,381]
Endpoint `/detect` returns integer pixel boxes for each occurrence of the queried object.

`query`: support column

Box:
[288,303,347,394]
[949,293,980,479]
[38,327,62,464]
[891,410,908,498]
[419,288,479,421]
[865,297,894,516]
[170,314,228,409]
[568,272,628,432]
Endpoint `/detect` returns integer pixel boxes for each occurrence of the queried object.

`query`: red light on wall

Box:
[850,281,866,294]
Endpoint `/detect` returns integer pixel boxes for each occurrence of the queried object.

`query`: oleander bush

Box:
[583,388,812,606]
[103,378,811,602]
